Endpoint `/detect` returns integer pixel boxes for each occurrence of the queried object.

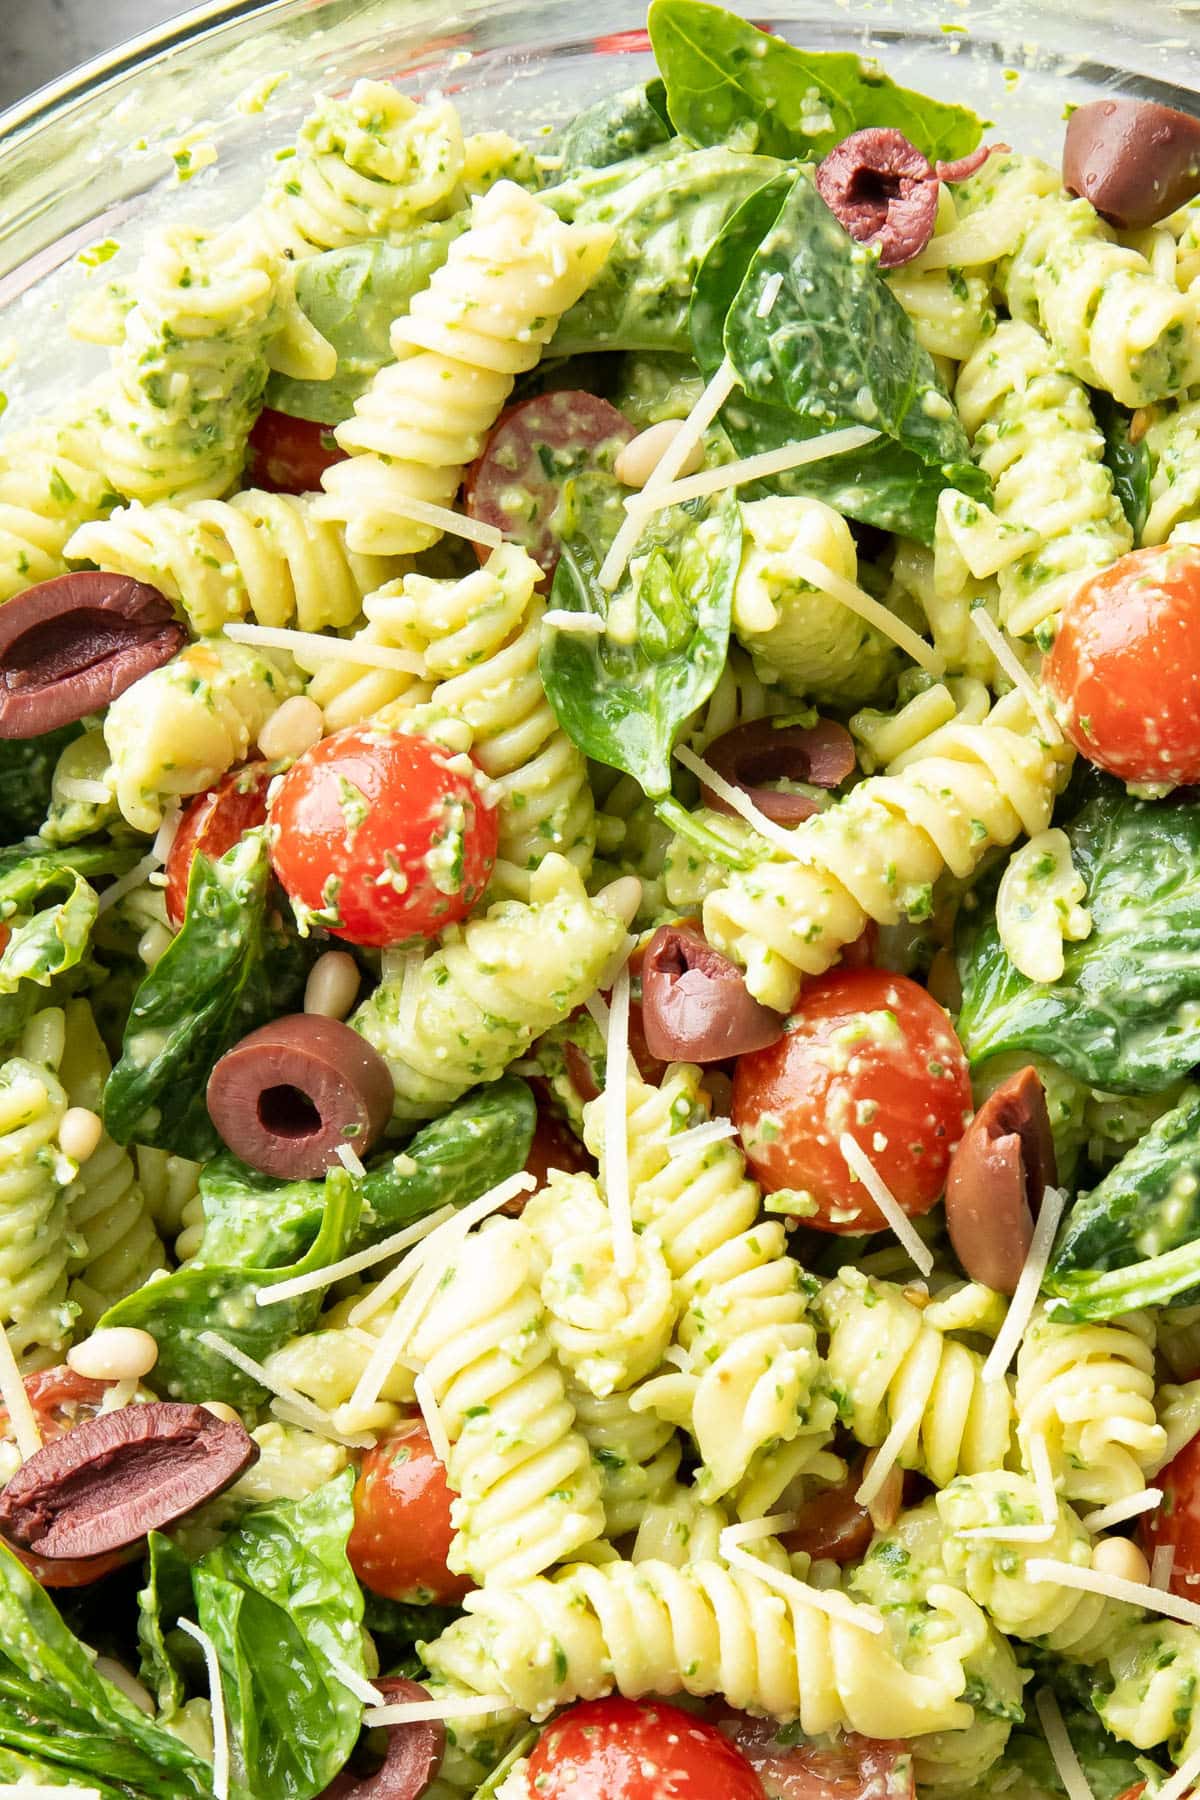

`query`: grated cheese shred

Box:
[0,1323,42,1462]
[224,620,426,674]
[334,1142,366,1179]
[720,1513,800,1547]
[664,1118,739,1159]
[365,1694,514,1727]
[838,1133,935,1277]
[1028,1556,1200,1627]
[1157,1732,1200,1800]
[786,548,942,676]
[178,1619,229,1800]
[415,1370,452,1468]
[673,742,811,862]
[256,1205,457,1308]
[1082,1489,1163,1534]
[622,425,880,517]
[1152,1543,1177,1592]
[541,609,606,634]
[854,1398,925,1511]
[722,1541,885,1635]
[969,609,1062,743]
[981,1186,1066,1384]
[97,851,162,914]
[1035,1688,1095,1800]
[197,1331,371,1448]
[324,1648,385,1708]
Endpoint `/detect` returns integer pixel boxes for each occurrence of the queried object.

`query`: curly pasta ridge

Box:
[0,1044,76,1365]
[0,408,115,604]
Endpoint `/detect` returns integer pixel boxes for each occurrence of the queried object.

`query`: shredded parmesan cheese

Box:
[256,1205,457,1307]
[786,548,942,676]
[224,621,427,674]
[956,1523,1056,1543]
[969,609,1062,743]
[584,992,611,1035]
[178,1619,229,1800]
[622,425,880,516]
[415,1370,452,1467]
[358,494,503,550]
[854,1398,925,1510]
[1028,1556,1200,1627]
[269,1400,376,1450]
[365,1694,514,1727]
[664,1118,739,1159]
[755,272,784,318]
[1082,1489,1163,1534]
[981,1186,1066,1384]
[603,963,636,1279]
[197,1331,371,1449]
[334,1142,366,1179]
[541,609,607,634]
[838,1133,935,1277]
[720,1513,800,1547]
[0,1323,42,1461]
[97,851,162,914]
[151,806,181,865]
[722,1542,885,1634]
[1028,1429,1060,1537]
[57,777,114,805]
[324,1649,384,1708]
[1156,1732,1200,1800]
[396,945,424,1046]
[1035,1688,1095,1800]
[1152,1543,1177,1591]
[673,742,810,861]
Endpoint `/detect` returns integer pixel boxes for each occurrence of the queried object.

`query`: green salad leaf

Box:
[957,785,1200,1093]
[138,1533,195,1717]
[0,839,137,1050]
[556,80,674,173]
[263,223,465,425]
[0,726,81,839]
[103,829,311,1159]
[649,0,983,164]
[1092,390,1151,540]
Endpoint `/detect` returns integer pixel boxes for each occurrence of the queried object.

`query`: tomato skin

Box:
[732,967,971,1233]
[1140,1430,1200,1600]
[528,1697,762,1800]
[247,409,346,494]
[347,1422,470,1606]
[1044,544,1200,785]
[717,1718,914,1800]
[165,763,273,928]
[269,727,497,947]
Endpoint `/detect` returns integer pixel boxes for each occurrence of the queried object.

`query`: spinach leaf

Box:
[0,1538,210,1800]
[1092,390,1151,539]
[649,0,983,164]
[546,144,785,356]
[957,786,1200,1093]
[1044,1086,1200,1318]
[103,830,311,1158]
[362,1591,460,1677]
[357,1072,536,1232]
[191,1474,364,1800]
[975,1693,1161,1800]
[0,725,80,838]
[557,81,674,173]
[0,839,137,1050]
[137,1534,195,1716]
[0,838,137,914]
[263,223,465,425]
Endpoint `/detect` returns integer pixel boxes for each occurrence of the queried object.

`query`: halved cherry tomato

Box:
[246,408,346,495]
[528,1698,762,1800]
[732,967,971,1233]
[0,1368,132,1587]
[1044,543,1200,786]
[1140,1430,1200,1601]
[0,923,9,956]
[464,391,634,585]
[269,726,497,946]
[347,1421,470,1605]
[717,1717,914,1800]
[165,762,274,928]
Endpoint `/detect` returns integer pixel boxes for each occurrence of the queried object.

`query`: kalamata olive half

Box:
[1064,98,1200,229]
[815,128,939,267]
[0,1402,257,1558]
[0,572,186,737]
[206,1014,394,1179]
[944,1065,1057,1295]
[935,143,1009,184]
[701,718,856,826]
[641,925,784,1063]
[321,1680,445,1800]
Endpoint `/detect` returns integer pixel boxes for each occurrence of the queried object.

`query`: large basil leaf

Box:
[557,81,674,173]
[0,1539,211,1800]
[957,787,1200,1093]
[103,829,311,1158]
[649,0,982,164]
[0,726,81,838]
[1044,1087,1200,1318]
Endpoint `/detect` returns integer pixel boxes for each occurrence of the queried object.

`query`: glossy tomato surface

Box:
[1140,1430,1200,1601]
[1044,543,1200,785]
[247,409,346,494]
[347,1422,470,1606]
[165,762,273,927]
[527,1698,763,1800]
[718,1718,914,1800]
[269,726,496,946]
[733,967,971,1233]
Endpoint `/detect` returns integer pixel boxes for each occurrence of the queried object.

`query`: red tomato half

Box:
[528,1698,762,1800]
[347,1421,470,1605]
[464,391,634,585]
[1044,543,1200,786]
[732,967,971,1234]
[247,409,346,494]
[165,762,273,928]
[1140,1431,1200,1601]
[718,1718,914,1800]
[269,726,497,946]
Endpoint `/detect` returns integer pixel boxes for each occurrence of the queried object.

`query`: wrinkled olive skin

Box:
[816,127,939,267]
[944,1065,1057,1295]
[641,925,784,1063]
[1064,98,1200,228]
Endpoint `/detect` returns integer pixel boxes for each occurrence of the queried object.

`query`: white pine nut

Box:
[594,874,642,927]
[258,695,325,762]
[202,1401,241,1424]
[138,921,175,967]
[614,418,705,490]
[304,949,361,1021]
[1091,1535,1151,1586]
[59,1106,104,1163]
[93,1656,155,1716]
[68,1325,159,1382]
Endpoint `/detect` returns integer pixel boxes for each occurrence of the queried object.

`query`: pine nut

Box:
[59,1107,103,1163]
[202,1401,241,1425]
[614,419,704,490]
[138,921,175,967]
[258,695,325,762]
[594,874,642,927]
[1091,1535,1151,1586]
[68,1326,159,1382]
[304,949,361,1021]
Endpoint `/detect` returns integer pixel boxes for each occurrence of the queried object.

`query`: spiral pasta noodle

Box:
[1100,1622,1200,1761]
[1143,393,1200,544]
[885,265,996,366]
[265,1294,415,1440]
[569,1382,682,1540]
[0,408,115,604]
[705,689,1066,1011]
[318,182,614,555]
[407,1216,605,1585]
[104,636,300,833]
[66,492,399,635]
[679,646,788,752]
[351,854,628,1123]
[0,1039,76,1365]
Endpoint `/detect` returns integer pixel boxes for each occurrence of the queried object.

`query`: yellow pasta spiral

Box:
[569,1382,682,1540]
[0,1049,76,1365]
[1144,393,1200,543]
[0,410,115,603]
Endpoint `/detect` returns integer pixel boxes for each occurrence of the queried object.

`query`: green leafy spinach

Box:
[0,726,81,839]
[1092,390,1151,540]
[556,80,674,173]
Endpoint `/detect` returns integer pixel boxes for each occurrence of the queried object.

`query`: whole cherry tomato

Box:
[732,967,971,1233]
[1,1369,133,1587]
[1140,1430,1200,1601]
[717,1717,915,1800]
[247,409,346,494]
[269,726,497,947]
[527,1697,763,1800]
[347,1421,470,1606]
[164,762,273,928]
[1044,543,1200,785]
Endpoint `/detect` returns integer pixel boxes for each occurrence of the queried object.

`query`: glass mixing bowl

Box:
[0,0,1196,423]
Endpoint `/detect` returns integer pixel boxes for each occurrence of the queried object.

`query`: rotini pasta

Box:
[569,1382,682,1541]
[994,827,1092,984]
[0,407,115,604]
[40,726,120,847]
[0,1035,76,1364]
[885,264,996,366]
[1143,393,1200,543]
[134,1146,203,1238]
[1099,1621,1200,1760]
[264,1292,414,1440]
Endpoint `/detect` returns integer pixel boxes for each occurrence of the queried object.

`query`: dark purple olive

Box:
[207,1014,394,1179]
[0,572,186,737]
[641,925,784,1063]
[815,128,939,267]
[0,1402,257,1558]
[701,717,856,826]
[1064,98,1200,228]
[944,1065,1057,1295]
[320,1679,444,1800]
